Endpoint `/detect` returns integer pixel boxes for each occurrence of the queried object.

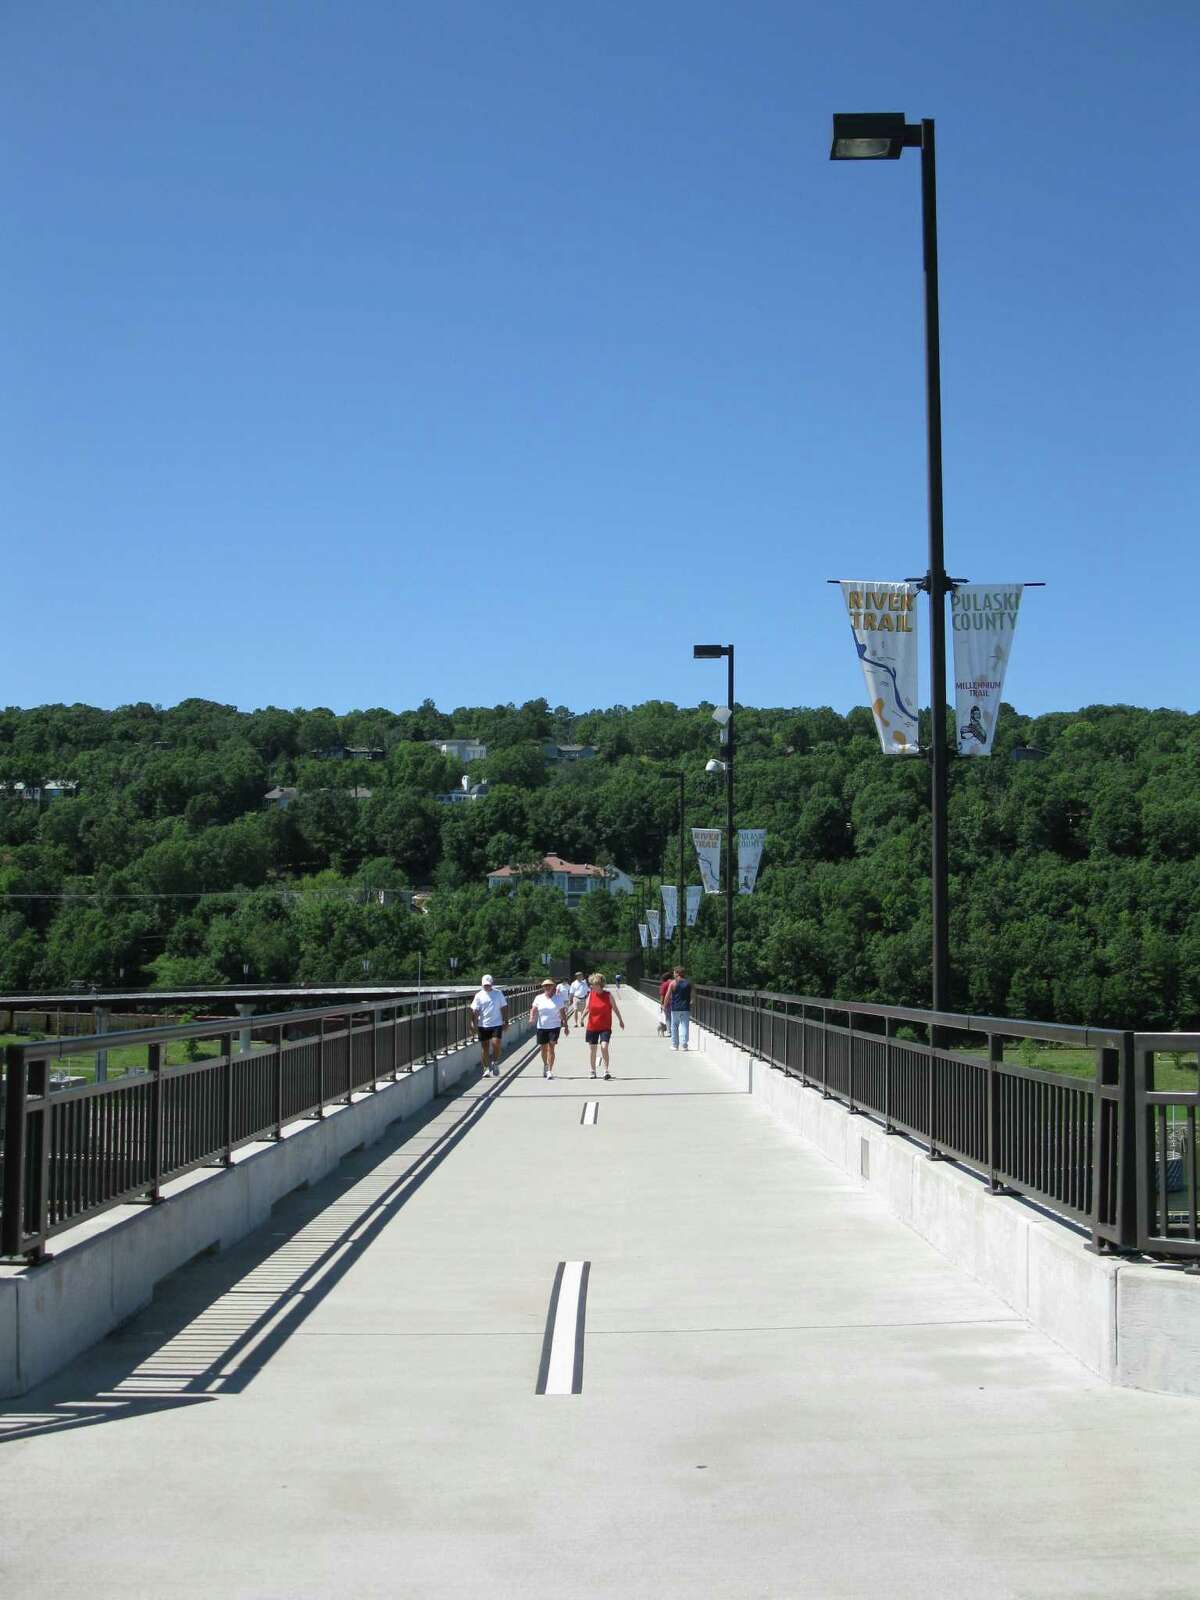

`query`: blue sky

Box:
[4,2,1196,717]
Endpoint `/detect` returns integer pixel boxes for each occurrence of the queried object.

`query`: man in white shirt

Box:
[469,974,508,1077]
[569,972,590,1025]
[554,977,571,1017]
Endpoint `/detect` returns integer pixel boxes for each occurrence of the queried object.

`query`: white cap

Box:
[481,974,493,986]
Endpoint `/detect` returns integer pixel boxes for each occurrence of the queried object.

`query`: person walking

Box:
[530,977,569,1078]
[657,971,672,1038]
[569,971,590,1027]
[554,975,572,1018]
[662,966,692,1051]
[468,974,508,1077]
[583,972,624,1080]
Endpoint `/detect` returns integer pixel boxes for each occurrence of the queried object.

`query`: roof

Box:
[488,854,610,880]
[265,786,299,800]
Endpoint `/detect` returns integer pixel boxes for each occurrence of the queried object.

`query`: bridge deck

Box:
[1,991,1195,1598]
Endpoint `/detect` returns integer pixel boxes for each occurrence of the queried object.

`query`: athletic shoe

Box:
[590,1069,596,1079]
[547,1072,555,1080]
[604,1071,611,1080]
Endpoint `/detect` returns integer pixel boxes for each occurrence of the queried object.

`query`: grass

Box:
[0,1032,271,1083]
[949,1039,1199,1093]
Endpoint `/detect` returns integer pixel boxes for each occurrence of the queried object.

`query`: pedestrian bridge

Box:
[1,987,1198,1599]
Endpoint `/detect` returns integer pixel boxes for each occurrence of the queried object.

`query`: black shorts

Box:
[477,1026,502,1042]
[536,1027,561,1044]
[585,1029,612,1045]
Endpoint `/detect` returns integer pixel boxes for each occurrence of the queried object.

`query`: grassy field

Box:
[951,1040,1199,1093]
[0,1032,271,1083]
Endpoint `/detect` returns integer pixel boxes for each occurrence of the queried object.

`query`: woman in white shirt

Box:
[529,977,569,1079]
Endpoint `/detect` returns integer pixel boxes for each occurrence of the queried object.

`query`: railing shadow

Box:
[0,1042,539,1445]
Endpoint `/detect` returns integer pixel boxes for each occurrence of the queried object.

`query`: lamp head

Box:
[705,758,727,774]
[830,113,910,160]
[693,644,727,659]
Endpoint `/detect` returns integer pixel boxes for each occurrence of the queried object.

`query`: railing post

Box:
[147,1041,164,1203]
[316,1017,327,1117]
[847,1014,857,1114]
[987,1034,1003,1191]
[220,1032,234,1165]
[883,1018,896,1133]
[274,1025,285,1139]
[820,1007,830,1097]
[1131,1037,1151,1253]
[927,1018,940,1160]
[2,1043,27,1256]
[370,1008,379,1089]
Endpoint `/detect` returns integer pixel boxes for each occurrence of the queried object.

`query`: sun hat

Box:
[541,976,555,987]
[481,974,493,985]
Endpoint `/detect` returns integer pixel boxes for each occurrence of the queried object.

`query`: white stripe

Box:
[582,1101,598,1126]
[544,1261,585,1395]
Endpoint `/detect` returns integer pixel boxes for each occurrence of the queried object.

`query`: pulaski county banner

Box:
[840,581,920,754]
[686,886,702,927]
[951,583,1022,757]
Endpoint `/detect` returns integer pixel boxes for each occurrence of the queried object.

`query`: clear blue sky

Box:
[4,2,1196,718]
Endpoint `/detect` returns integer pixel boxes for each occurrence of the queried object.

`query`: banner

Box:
[692,828,722,894]
[951,583,1022,756]
[840,581,920,754]
[686,885,702,926]
[661,885,678,941]
[737,829,766,895]
[638,923,649,949]
[646,908,661,948]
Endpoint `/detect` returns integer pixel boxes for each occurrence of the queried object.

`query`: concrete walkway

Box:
[1,992,1197,1599]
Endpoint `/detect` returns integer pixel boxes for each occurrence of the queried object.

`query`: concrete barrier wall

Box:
[0,1020,535,1398]
[626,989,1200,1400]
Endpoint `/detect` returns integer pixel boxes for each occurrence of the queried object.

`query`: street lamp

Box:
[830,112,950,1016]
[693,643,734,988]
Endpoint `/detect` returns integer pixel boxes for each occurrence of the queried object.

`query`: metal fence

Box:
[1,984,537,1262]
[642,981,1200,1264]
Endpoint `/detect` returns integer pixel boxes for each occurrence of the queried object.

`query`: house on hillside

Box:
[264,786,300,809]
[542,742,597,762]
[429,737,488,763]
[436,775,489,805]
[487,854,634,910]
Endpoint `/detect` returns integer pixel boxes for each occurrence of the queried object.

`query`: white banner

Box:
[637,922,649,949]
[691,828,722,894]
[737,829,766,895]
[646,908,661,948]
[661,885,678,941]
[840,581,920,754]
[686,885,702,926]
[952,583,1022,756]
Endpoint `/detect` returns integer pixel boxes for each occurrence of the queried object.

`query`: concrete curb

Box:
[624,988,1200,1399]
[0,1021,535,1398]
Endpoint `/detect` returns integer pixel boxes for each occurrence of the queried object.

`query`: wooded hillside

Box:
[0,697,1195,1029]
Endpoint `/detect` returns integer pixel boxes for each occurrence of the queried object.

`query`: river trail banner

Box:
[692,828,722,894]
[737,829,766,894]
[638,923,649,949]
[840,581,920,754]
[952,583,1022,756]
[661,885,678,941]
[686,886,702,927]
[646,908,661,947]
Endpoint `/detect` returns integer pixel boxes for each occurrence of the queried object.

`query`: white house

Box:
[430,737,488,763]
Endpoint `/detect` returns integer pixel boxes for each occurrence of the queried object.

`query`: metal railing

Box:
[641,981,1200,1264]
[1,984,537,1262]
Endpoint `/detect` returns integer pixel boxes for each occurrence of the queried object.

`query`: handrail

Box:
[1,981,539,1262]
[641,980,1198,1264]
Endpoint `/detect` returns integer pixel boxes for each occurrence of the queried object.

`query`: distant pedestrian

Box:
[554,976,572,1017]
[583,972,624,1080]
[657,971,672,1037]
[569,971,590,1025]
[469,974,508,1077]
[663,967,692,1051]
[530,977,569,1079]
[613,971,623,990]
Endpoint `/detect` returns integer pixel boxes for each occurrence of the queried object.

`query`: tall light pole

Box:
[693,643,734,989]
[830,113,949,1015]
[677,769,686,973]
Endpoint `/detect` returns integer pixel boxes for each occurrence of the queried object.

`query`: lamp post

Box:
[830,113,949,1016]
[693,643,734,989]
[677,769,686,972]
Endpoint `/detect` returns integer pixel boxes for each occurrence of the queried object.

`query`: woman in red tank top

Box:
[583,973,624,1080]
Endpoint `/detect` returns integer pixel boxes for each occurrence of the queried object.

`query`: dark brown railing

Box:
[1,985,537,1261]
[641,981,1200,1264]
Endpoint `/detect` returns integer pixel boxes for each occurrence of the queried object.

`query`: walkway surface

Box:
[2,992,1197,1599]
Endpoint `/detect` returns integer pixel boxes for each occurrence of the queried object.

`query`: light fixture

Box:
[692,644,727,660]
[829,113,910,161]
[705,758,727,774]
